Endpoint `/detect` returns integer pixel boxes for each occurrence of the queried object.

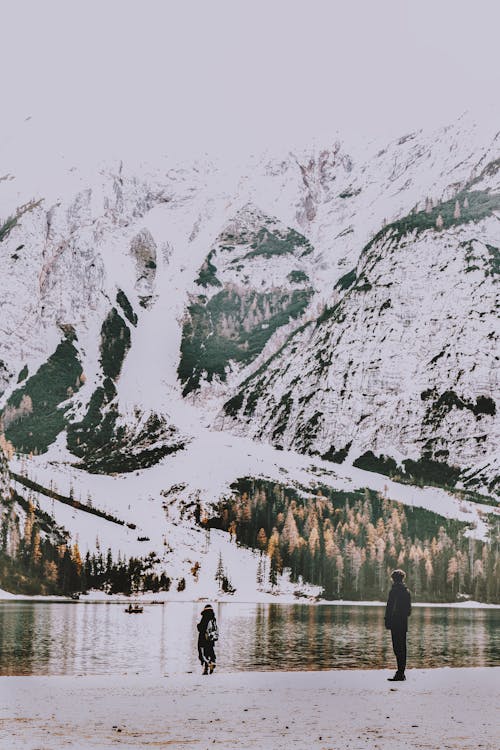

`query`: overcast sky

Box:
[2,0,500,176]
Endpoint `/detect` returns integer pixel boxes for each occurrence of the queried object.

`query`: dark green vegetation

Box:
[67,379,118,467]
[0,301,134,465]
[463,240,500,276]
[67,379,183,473]
[222,315,315,421]
[485,244,499,276]
[353,451,468,495]
[338,188,361,199]
[317,185,500,324]
[100,308,131,380]
[0,490,170,596]
[211,479,499,603]
[181,214,316,395]
[0,447,170,595]
[195,250,222,288]
[82,550,171,596]
[116,290,138,326]
[353,451,400,477]
[356,449,462,485]
[223,391,245,417]
[69,404,184,474]
[3,338,83,454]
[350,451,498,506]
[0,216,18,243]
[179,287,313,395]
[67,307,179,473]
[335,268,357,291]
[421,388,496,421]
[315,299,346,327]
[0,491,83,596]
[287,270,309,284]
[322,442,352,464]
[364,189,500,257]
[222,312,332,429]
[66,308,128,469]
[238,226,313,261]
[0,199,43,245]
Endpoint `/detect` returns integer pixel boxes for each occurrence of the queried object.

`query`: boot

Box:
[209,662,216,674]
[202,663,208,675]
[387,672,406,682]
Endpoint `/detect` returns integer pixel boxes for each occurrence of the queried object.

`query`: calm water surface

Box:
[0,602,498,676]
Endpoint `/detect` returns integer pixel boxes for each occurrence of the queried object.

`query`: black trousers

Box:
[391,628,407,673]
[198,640,216,665]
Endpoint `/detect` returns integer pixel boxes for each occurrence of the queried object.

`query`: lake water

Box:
[0,602,498,676]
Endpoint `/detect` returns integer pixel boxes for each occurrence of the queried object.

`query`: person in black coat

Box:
[385,569,411,681]
[197,603,218,675]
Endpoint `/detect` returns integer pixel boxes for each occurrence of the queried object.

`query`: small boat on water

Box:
[125,604,144,614]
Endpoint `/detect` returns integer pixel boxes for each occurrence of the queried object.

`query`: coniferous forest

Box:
[211,479,500,603]
[0,492,171,597]
[2,433,498,603]
[0,447,172,596]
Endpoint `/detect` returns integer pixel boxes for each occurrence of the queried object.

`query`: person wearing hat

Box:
[385,569,412,681]
[197,604,219,675]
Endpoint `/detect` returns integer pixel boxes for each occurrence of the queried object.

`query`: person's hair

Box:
[391,569,406,582]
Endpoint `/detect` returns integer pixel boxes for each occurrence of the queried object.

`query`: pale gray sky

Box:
[2,0,500,172]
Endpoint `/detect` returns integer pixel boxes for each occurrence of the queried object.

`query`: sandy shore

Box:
[1,668,498,749]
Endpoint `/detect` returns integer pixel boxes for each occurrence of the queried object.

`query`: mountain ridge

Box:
[0,115,499,599]
[0,117,498,495]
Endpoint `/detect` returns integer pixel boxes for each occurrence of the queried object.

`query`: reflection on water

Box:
[0,602,498,676]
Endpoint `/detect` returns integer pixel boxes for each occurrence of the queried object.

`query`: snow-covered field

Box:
[7,422,496,602]
[2,669,498,749]
[7,421,498,603]
[11,426,498,570]
[7,446,497,604]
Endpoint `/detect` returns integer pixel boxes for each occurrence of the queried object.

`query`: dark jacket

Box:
[385,582,411,632]
[197,608,216,645]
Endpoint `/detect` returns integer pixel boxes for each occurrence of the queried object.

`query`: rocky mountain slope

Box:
[2,116,497,497]
[220,167,499,495]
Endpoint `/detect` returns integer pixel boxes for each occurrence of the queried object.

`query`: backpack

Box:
[205,618,219,642]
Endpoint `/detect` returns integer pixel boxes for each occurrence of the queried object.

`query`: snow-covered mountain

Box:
[0,115,499,596]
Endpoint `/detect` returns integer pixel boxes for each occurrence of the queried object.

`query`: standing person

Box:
[197,603,218,675]
[385,569,411,681]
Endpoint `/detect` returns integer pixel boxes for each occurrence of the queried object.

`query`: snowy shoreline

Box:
[1,587,499,608]
[2,668,498,749]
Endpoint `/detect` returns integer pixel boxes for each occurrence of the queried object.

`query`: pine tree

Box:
[256,556,263,588]
[31,527,42,569]
[72,543,83,577]
[282,507,300,556]
[256,527,268,553]
[106,548,113,576]
[447,556,458,596]
[269,548,281,589]
[215,552,225,590]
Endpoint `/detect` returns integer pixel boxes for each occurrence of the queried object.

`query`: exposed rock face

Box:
[178,205,315,395]
[220,191,499,493]
[0,445,10,502]
[130,228,157,307]
[0,117,498,494]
